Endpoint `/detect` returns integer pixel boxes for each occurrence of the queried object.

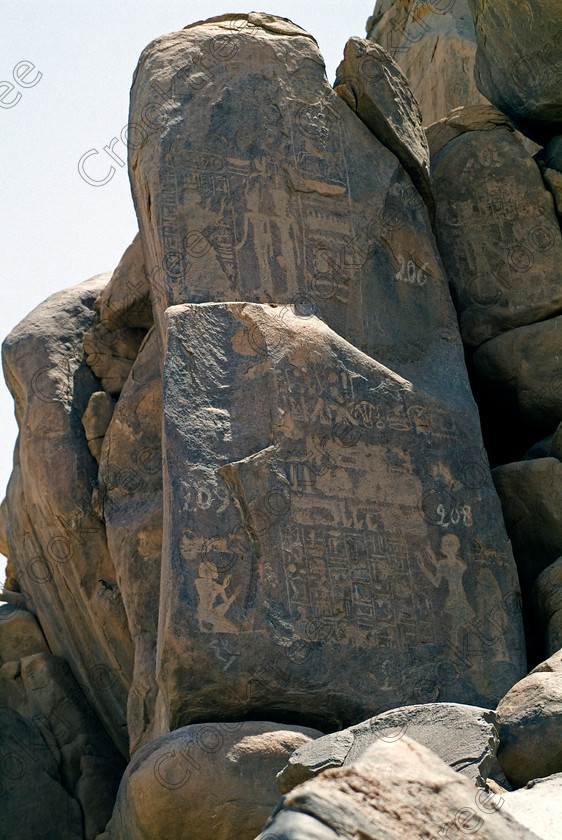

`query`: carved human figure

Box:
[416,534,475,645]
[195,561,240,633]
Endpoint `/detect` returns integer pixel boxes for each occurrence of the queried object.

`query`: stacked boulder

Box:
[0,4,561,839]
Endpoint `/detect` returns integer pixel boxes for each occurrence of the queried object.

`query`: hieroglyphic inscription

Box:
[281,524,437,648]
[152,84,378,311]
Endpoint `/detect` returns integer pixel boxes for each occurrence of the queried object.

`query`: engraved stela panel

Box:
[432,127,562,347]
[128,14,455,378]
[158,302,526,732]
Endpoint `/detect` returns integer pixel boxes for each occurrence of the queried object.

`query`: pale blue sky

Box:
[0,2,375,576]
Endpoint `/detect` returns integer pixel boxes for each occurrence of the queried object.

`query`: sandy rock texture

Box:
[258,736,541,840]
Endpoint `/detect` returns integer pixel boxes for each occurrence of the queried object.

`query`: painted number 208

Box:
[437,505,473,527]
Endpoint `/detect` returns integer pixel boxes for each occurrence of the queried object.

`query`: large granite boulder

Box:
[1,277,132,756]
[467,0,562,144]
[496,650,562,788]
[257,736,541,840]
[534,558,562,657]
[0,706,84,840]
[366,0,488,126]
[110,722,322,840]
[430,107,562,348]
[95,234,153,332]
[0,605,125,840]
[128,12,454,387]
[277,702,499,791]
[501,773,562,840]
[81,391,116,463]
[492,458,562,597]
[473,315,562,432]
[0,604,49,664]
[334,36,433,221]
[97,328,162,753]
[156,300,525,734]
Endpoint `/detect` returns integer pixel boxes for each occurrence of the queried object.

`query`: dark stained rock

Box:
[334,37,434,222]
[492,458,562,597]
[534,558,562,658]
[473,315,562,432]
[425,104,513,158]
[468,0,562,144]
[0,706,84,840]
[156,300,525,734]
[430,108,562,348]
[128,12,454,387]
[0,605,125,840]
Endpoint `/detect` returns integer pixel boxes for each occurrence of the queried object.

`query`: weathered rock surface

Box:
[366,0,488,127]
[97,328,162,754]
[334,37,433,221]
[1,276,132,756]
[110,722,322,840]
[277,702,498,792]
[13,653,124,839]
[541,167,562,220]
[501,773,562,840]
[0,705,84,840]
[0,605,125,840]
[258,736,540,840]
[0,496,9,559]
[534,558,562,658]
[83,321,147,396]
[128,12,454,385]
[0,604,49,664]
[430,108,562,347]
[468,0,562,145]
[492,458,562,598]
[156,300,524,734]
[473,315,562,431]
[524,434,556,462]
[496,649,562,788]
[95,234,153,332]
[425,103,513,158]
[552,421,562,461]
[81,391,116,462]
[4,8,562,837]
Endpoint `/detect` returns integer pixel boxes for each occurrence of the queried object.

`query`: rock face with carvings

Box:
[1,6,561,839]
[157,301,523,734]
[128,12,450,384]
[427,100,562,662]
